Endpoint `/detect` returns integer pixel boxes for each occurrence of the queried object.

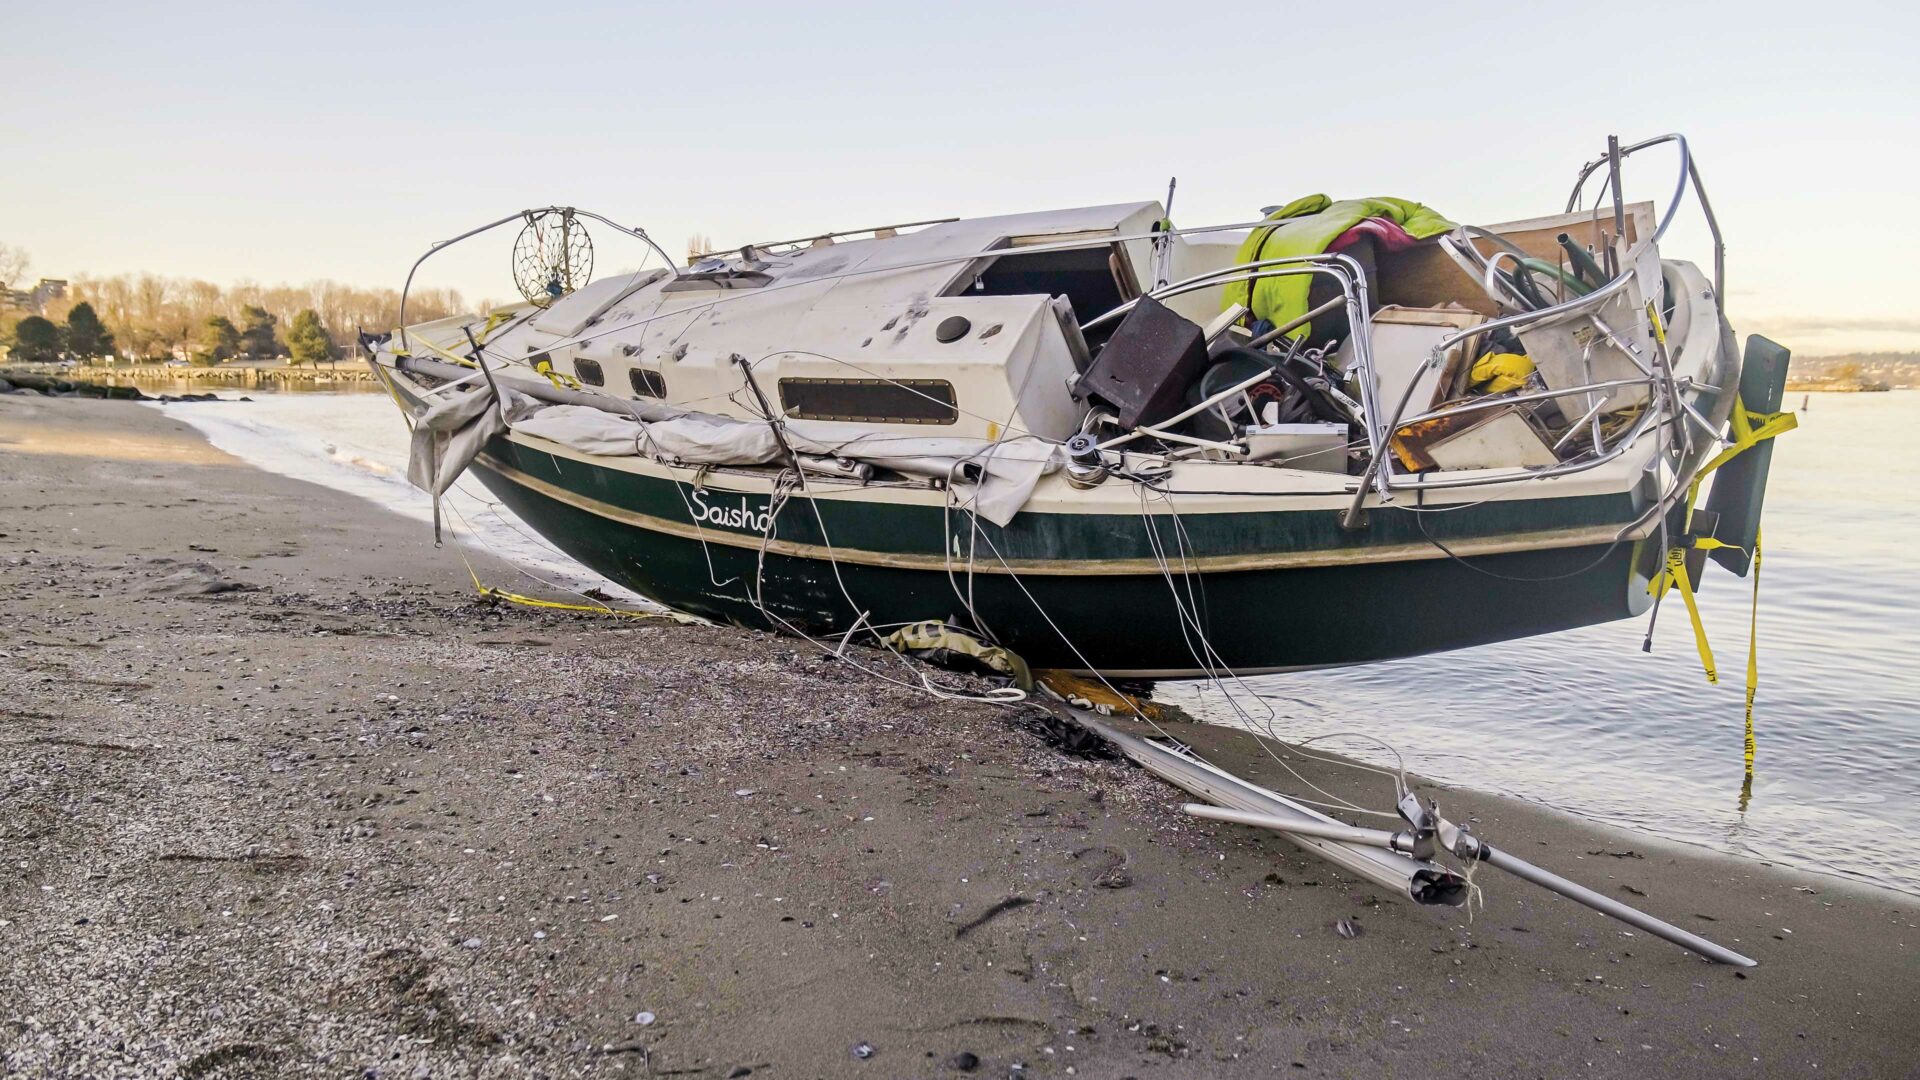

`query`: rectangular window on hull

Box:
[777,378,958,425]
[574,358,605,386]
[629,368,667,398]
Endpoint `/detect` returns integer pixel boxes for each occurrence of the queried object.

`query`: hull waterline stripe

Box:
[475,453,1641,576]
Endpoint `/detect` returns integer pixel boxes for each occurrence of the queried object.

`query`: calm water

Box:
[150,387,1920,896]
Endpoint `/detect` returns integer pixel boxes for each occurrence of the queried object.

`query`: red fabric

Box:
[1328,216,1423,253]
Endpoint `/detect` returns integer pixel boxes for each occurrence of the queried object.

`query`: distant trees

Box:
[63,302,115,360]
[285,309,334,366]
[195,315,241,365]
[55,273,467,364]
[0,243,28,291]
[238,304,279,359]
[9,316,62,363]
[1,250,469,365]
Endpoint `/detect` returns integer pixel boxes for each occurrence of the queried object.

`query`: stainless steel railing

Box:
[1331,133,1722,525]
[397,207,680,352]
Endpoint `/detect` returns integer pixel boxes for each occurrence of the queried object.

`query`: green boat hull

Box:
[471,437,1651,675]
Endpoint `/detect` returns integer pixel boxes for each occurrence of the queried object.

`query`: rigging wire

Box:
[1133,482,1407,817]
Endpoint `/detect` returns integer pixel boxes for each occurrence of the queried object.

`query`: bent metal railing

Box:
[1331,133,1724,526]
[396,207,680,352]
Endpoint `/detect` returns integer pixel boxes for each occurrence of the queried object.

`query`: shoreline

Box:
[2,395,1915,1078]
[2,360,376,390]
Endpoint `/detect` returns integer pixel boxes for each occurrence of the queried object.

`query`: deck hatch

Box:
[777,377,958,425]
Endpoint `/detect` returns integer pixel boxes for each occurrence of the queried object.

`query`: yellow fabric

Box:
[1222,195,1455,340]
[458,549,689,623]
[1470,352,1536,394]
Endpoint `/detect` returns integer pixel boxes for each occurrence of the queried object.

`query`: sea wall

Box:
[3,362,375,387]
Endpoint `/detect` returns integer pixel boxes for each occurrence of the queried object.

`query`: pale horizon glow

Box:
[4,1,1917,355]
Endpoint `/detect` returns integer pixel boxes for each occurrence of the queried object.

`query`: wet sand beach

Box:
[1,395,1915,1078]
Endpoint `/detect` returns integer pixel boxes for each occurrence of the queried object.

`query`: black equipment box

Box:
[1071,296,1211,430]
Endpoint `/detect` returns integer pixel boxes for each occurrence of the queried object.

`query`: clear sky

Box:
[4,0,1915,354]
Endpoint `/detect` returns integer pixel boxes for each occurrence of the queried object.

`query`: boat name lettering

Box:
[689,489,774,533]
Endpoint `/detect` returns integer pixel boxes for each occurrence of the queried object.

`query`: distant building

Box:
[2,278,68,314]
[26,278,67,314]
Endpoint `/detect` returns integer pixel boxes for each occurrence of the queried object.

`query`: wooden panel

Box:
[1373,201,1657,317]
[1376,244,1497,315]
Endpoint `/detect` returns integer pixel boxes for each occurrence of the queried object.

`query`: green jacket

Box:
[1222,195,1454,341]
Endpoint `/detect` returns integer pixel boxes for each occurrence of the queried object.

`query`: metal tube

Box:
[1687,158,1727,301]
[1395,377,1653,427]
[1190,798,1757,965]
[1247,295,1346,349]
[1553,395,1613,452]
[691,217,959,260]
[1342,389,1670,523]
[1467,839,1757,967]
[1121,427,1247,455]
[1080,255,1358,333]
[1067,709,1467,906]
[1182,803,1405,850]
[1394,395,1666,492]
[1607,134,1627,241]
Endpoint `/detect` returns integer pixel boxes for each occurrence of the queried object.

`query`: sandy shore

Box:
[1,395,1915,1079]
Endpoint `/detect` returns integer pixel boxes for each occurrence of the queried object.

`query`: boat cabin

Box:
[406,192,1716,480]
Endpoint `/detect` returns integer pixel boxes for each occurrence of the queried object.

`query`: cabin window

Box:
[778,377,958,425]
[960,243,1136,326]
[629,368,667,398]
[574,358,605,386]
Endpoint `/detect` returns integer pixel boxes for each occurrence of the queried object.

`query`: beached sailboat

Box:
[367,133,1794,965]
[369,133,1785,677]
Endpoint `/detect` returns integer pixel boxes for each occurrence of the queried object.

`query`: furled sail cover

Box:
[410,384,1061,527]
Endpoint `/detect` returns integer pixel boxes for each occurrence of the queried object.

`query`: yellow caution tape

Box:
[1642,307,1796,779]
[1745,531,1763,775]
[531,354,579,391]
[409,333,479,370]
[475,309,515,343]
[402,311,520,372]
[456,550,687,623]
[1660,545,1717,684]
